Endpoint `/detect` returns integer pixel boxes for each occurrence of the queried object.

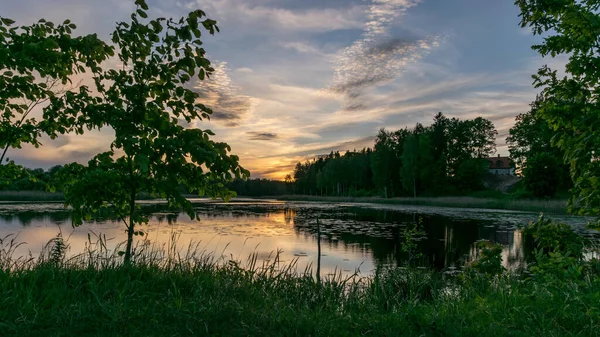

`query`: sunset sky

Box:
[4,0,558,180]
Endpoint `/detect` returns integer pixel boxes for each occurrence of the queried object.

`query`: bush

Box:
[522,215,585,259]
[464,240,505,276]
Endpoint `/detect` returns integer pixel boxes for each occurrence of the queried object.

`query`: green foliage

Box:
[292,113,499,199]
[295,148,374,197]
[522,152,561,198]
[528,249,583,284]
[522,215,585,259]
[507,95,571,197]
[454,158,488,191]
[2,236,600,336]
[465,240,505,276]
[0,161,24,188]
[58,1,248,262]
[227,178,289,196]
[371,266,441,310]
[0,15,112,164]
[516,0,600,218]
[401,133,419,197]
[371,129,401,197]
[401,217,426,266]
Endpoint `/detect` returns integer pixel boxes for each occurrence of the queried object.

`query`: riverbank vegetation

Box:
[0,216,599,336]
[272,195,569,214]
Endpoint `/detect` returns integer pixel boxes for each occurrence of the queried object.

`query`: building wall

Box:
[489,168,515,175]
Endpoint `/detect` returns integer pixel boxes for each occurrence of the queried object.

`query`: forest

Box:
[227,104,571,199]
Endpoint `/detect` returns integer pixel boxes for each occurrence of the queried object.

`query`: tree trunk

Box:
[0,144,9,165]
[124,190,136,263]
[316,218,321,284]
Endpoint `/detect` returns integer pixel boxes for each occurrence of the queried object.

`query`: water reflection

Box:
[0,200,598,275]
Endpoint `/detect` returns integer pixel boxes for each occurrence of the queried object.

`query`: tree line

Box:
[289,113,498,198]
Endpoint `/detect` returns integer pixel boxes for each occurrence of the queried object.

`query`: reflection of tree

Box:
[283,208,296,225]
[0,210,72,226]
[290,206,523,270]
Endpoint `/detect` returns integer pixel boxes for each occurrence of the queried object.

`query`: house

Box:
[486,155,515,175]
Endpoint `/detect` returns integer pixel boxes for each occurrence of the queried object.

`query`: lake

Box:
[1,199,598,276]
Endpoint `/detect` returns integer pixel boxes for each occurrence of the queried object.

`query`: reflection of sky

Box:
[0,201,379,276]
[1,200,599,276]
[4,0,559,179]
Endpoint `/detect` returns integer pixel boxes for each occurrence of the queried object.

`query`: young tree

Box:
[516,0,600,215]
[59,0,249,262]
[0,17,111,165]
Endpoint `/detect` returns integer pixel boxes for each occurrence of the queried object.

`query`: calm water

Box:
[1,199,598,276]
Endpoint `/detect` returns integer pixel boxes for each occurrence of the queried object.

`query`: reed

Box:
[272,195,569,214]
[0,233,598,336]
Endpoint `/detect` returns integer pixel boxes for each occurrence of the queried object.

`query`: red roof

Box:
[487,156,512,169]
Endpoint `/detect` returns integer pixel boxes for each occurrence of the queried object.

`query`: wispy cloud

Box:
[325,0,441,111]
[188,0,364,33]
[191,62,255,127]
[247,132,279,141]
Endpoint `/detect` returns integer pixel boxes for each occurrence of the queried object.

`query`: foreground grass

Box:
[271,195,569,214]
[1,247,599,336]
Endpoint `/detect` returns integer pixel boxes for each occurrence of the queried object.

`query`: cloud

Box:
[235,67,254,73]
[269,136,376,159]
[188,0,364,33]
[191,62,255,127]
[282,41,330,57]
[247,132,279,141]
[10,132,112,168]
[325,0,441,111]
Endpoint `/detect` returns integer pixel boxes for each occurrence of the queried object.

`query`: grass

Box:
[1,234,599,336]
[0,191,64,202]
[0,191,160,202]
[0,190,569,214]
[270,195,569,214]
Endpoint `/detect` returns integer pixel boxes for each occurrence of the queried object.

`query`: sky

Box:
[3,0,558,180]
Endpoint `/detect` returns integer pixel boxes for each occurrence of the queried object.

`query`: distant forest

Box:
[2,109,571,200]
[228,107,571,199]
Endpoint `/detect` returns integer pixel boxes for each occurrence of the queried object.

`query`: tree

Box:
[371,129,397,197]
[59,0,249,262]
[516,0,600,215]
[0,16,111,166]
[401,133,419,198]
[454,158,488,191]
[522,152,560,198]
[469,117,497,159]
[506,95,570,193]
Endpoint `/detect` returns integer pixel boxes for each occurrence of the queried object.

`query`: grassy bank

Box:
[0,191,569,215]
[0,191,161,202]
[0,191,64,202]
[1,237,599,336]
[270,195,569,214]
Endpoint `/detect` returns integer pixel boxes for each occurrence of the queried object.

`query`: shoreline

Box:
[256,195,569,214]
[0,191,570,214]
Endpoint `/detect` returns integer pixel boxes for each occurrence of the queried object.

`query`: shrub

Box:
[522,215,585,259]
[465,240,505,276]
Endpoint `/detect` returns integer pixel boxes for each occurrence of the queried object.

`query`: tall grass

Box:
[272,195,569,214]
[1,233,599,336]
